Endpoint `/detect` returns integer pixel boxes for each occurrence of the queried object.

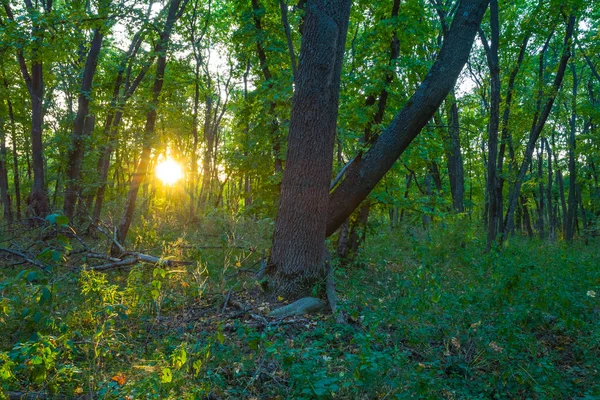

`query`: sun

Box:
[156,157,183,185]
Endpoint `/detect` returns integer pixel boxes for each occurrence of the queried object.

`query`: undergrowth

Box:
[0,216,598,399]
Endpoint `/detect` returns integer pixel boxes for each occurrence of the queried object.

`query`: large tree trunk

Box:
[28,60,50,218]
[64,28,104,220]
[113,0,188,253]
[326,0,489,236]
[269,0,352,298]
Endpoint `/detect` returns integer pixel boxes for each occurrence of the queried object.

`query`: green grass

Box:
[0,217,599,399]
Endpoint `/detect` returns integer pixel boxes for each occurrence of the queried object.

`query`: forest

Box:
[0,0,599,397]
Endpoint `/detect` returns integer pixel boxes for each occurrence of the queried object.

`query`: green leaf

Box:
[160,367,172,383]
[56,215,69,226]
[39,286,52,305]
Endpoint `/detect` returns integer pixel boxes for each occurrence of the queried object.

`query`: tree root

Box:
[268,297,327,318]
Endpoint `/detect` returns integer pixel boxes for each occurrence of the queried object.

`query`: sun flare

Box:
[156,157,183,185]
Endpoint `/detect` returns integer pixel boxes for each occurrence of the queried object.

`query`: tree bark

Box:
[269,0,352,298]
[326,0,489,236]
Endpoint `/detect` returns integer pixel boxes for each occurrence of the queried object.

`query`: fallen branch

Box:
[86,252,121,262]
[0,247,48,270]
[88,251,193,271]
[6,391,70,400]
[125,252,193,266]
[90,258,139,271]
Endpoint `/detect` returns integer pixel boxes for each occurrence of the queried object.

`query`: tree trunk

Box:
[543,137,554,238]
[480,0,500,249]
[92,5,153,224]
[557,169,567,235]
[3,0,52,217]
[496,33,530,236]
[64,28,104,220]
[326,0,489,236]
[536,144,545,238]
[445,92,464,212]
[521,194,533,237]
[269,0,352,298]
[190,63,200,218]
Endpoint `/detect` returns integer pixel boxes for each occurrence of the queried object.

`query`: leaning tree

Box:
[268,0,490,299]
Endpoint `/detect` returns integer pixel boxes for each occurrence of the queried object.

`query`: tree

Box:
[2,0,53,217]
[268,0,352,297]
[269,0,489,298]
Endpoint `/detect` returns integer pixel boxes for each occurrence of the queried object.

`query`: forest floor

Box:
[0,215,599,399]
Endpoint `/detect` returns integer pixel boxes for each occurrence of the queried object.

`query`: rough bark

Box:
[326,0,490,236]
[269,0,352,298]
